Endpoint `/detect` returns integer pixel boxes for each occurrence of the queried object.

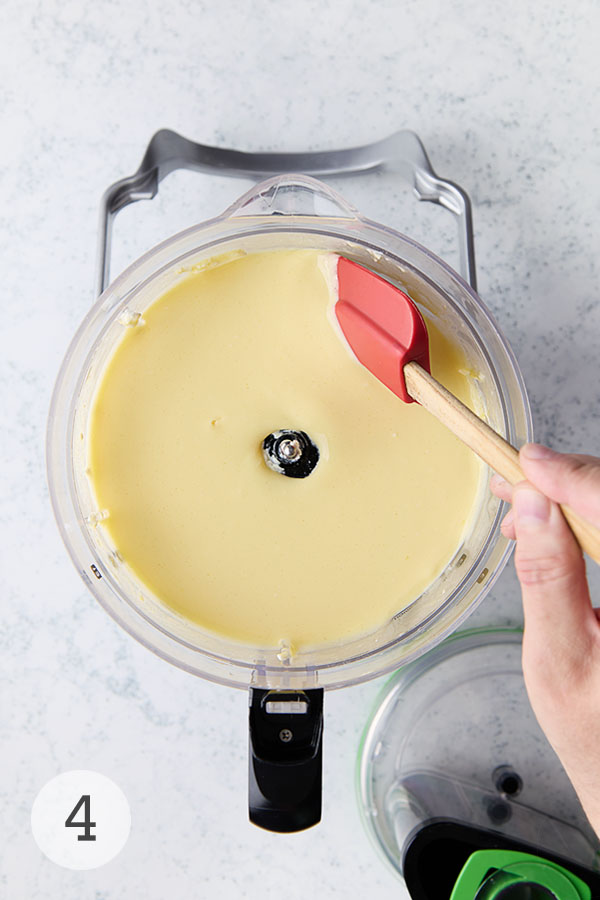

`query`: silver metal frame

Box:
[96,129,477,297]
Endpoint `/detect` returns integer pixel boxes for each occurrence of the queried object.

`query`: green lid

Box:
[450,850,591,900]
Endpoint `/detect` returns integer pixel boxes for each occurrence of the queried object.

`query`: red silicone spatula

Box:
[335,256,600,563]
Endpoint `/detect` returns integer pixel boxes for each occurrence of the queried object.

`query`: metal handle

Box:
[248,687,323,833]
[96,128,477,296]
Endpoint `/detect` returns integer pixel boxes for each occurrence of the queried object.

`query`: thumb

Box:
[512,482,595,660]
[520,444,600,527]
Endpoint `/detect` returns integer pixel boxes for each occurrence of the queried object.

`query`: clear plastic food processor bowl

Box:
[47,170,532,692]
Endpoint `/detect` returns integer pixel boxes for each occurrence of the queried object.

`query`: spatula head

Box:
[335,257,430,403]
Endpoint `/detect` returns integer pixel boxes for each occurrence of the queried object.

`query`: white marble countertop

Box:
[2,1,599,897]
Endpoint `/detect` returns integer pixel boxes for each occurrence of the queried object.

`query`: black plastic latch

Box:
[249,687,324,833]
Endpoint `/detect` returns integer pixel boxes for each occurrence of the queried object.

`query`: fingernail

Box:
[513,487,551,526]
[521,443,557,461]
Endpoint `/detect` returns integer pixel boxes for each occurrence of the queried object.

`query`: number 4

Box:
[65,794,97,842]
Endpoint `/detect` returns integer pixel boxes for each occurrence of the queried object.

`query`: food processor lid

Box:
[450,850,591,900]
[357,628,600,897]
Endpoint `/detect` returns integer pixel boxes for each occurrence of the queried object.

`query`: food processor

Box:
[47,130,532,832]
[358,627,600,899]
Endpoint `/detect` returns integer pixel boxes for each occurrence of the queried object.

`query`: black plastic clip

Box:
[249,687,324,833]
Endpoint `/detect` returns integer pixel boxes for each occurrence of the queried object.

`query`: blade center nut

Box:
[262,430,320,479]
[278,438,302,462]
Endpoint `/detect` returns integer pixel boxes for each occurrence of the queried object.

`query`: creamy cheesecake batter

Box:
[87,250,483,651]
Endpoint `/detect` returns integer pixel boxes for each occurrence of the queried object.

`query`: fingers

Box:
[512,481,596,657]
[491,474,515,537]
[500,449,600,834]
[491,446,600,549]
[501,508,515,540]
[520,444,600,528]
[490,473,513,503]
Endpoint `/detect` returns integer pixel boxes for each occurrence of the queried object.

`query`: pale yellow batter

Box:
[87,250,482,650]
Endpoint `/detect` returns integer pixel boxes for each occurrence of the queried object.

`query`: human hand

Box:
[490,443,600,835]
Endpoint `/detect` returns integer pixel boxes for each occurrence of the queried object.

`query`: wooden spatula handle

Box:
[404,362,600,564]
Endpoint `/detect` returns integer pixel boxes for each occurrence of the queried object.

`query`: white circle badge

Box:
[31,770,131,870]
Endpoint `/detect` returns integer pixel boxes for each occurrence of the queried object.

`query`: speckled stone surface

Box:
[2,1,599,897]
